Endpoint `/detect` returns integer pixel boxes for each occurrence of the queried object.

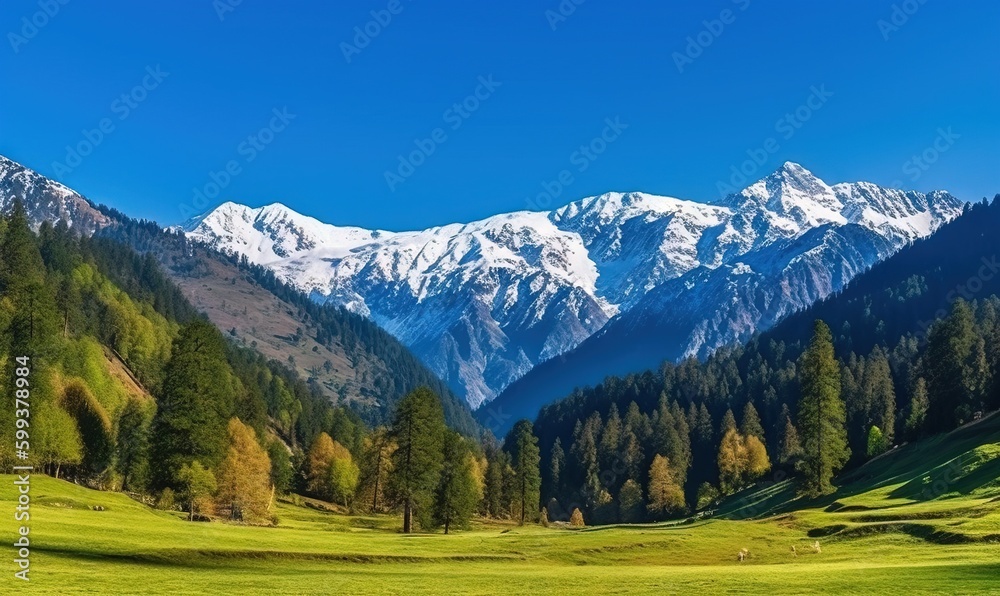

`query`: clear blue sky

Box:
[2,0,998,229]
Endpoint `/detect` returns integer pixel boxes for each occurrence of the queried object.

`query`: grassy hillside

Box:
[6,417,999,594]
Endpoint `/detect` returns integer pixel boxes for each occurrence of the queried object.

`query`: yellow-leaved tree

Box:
[216,418,273,524]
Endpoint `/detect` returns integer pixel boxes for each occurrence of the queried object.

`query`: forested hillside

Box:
[93,207,478,436]
[0,201,367,511]
[529,197,1000,524]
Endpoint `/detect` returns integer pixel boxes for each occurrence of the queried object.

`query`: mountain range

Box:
[0,154,479,433]
[182,162,965,417]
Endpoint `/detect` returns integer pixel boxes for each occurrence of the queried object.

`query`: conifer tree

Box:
[306,432,337,497]
[905,377,930,438]
[647,454,684,517]
[482,432,506,518]
[505,419,541,525]
[216,418,273,522]
[151,321,240,490]
[862,347,896,445]
[358,427,395,512]
[778,408,803,465]
[432,430,478,533]
[116,397,153,492]
[388,387,446,533]
[720,408,737,437]
[741,401,765,443]
[925,300,977,430]
[548,437,565,500]
[797,321,850,497]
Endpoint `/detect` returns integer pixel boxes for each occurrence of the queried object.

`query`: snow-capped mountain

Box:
[185,163,965,409]
[0,155,111,233]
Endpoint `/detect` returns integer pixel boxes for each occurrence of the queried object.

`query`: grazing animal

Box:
[813,541,822,554]
[738,548,750,562]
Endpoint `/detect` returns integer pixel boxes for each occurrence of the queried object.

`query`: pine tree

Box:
[432,430,478,534]
[862,347,896,445]
[388,387,446,533]
[548,437,565,500]
[622,430,644,483]
[905,377,930,438]
[778,408,803,465]
[151,321,240,490]
[571,414,602,507]
[925,300,977,430]
[797,321,850,497]
[741,401,765,443]
[599,403,622,470]
[482,432,506,518]
[0,201,57,358]
[720,408,737,437]
[505,419,541,525]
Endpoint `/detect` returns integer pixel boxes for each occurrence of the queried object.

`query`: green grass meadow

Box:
[5,415,1000,594]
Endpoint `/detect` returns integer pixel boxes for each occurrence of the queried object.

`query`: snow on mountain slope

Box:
[0,155,111,233]
[185,163,965,409]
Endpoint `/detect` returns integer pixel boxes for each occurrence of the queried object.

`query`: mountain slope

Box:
[186,163,963,410]
[0,155,111,232]
[0,155,477,433]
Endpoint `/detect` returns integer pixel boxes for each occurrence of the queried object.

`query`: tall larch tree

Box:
[215,418,273,523]
[647,454,684,518]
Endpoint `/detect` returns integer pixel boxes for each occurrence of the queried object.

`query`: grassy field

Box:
[4,415,1000,594]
